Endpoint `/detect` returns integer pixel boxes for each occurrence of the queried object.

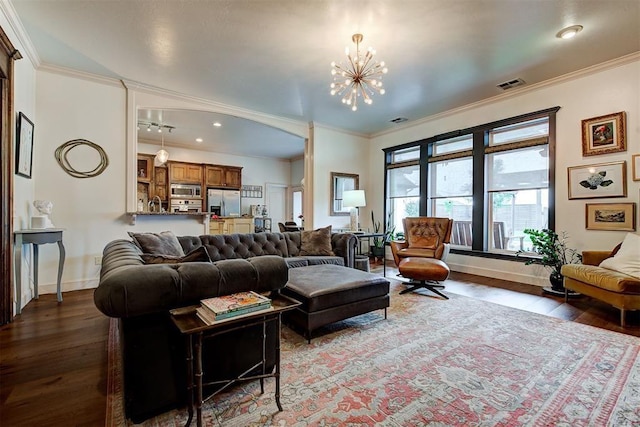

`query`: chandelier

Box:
[330,34,388,111]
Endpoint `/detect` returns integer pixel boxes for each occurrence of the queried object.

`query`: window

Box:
[384,107,558,258]
[387,147,420,236]
[429,155,473,248]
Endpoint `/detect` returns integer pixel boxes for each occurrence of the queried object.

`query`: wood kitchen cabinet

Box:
[205,165,242,189]
[154,166,168,201]
[137,156,152,182]
[137,154,169,210]
[170,162,203,184]
[209,217,254,235]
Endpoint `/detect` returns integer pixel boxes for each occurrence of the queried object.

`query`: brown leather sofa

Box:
[94,231,357,422]
[562,244,640,327]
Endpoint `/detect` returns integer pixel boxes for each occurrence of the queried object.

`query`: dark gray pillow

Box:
[141,246,210,264]
[128,230,185,257]
[299,225,334,256]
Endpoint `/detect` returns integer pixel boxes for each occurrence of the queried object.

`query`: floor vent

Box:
[390,117,408,123]
[497,78,526,90]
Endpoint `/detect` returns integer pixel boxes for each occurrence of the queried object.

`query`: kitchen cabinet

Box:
[209,217,254,235]
[154,166,168,201]
[170,162,203,184]
[137,155,169,211]
[137,156,152,182]
[205,165,242,189]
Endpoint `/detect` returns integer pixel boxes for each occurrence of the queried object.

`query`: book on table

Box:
[197,291,272,324]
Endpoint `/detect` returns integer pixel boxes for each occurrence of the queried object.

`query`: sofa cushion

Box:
[141,246,211,264]
[300,226,334,256]
[128,231,185,257]
[599,233,640,279]
[561,264,640,294]
[285,257,309,268]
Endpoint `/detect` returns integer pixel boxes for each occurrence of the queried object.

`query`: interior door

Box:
[265,183,287,226]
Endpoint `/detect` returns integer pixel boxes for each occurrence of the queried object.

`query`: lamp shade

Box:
[342,190,366,208]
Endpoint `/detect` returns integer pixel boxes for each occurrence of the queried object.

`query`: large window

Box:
[386,147,420,235]
[384,108,558,257]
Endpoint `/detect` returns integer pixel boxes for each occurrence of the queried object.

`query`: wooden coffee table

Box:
[170,292,301,427]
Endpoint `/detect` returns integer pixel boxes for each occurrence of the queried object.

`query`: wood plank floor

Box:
[1,265,638,426]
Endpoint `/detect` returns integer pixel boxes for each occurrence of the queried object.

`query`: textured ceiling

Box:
[10,0,640,159]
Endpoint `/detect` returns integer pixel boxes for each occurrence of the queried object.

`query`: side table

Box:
[170,292,301,427]
[14,228,65,314]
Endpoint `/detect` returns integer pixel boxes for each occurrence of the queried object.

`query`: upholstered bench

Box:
[282,264,390,342]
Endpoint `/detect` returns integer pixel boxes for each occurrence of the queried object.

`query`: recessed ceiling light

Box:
[213,122,222,127]
[556,25,583,40]
[195,138,203,143]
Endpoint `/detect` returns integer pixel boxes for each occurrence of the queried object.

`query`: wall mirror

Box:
[330,172,359,216]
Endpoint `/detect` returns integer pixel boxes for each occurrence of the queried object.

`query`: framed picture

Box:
[632,154,640,181]
[568,161,626,199]
[586,202,636,231]
[15,112,34,178]
[581,111,626,156]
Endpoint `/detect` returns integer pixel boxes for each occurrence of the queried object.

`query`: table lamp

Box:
[342,190,366,231]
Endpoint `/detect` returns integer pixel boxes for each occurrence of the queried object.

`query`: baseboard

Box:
[447,262,547,287]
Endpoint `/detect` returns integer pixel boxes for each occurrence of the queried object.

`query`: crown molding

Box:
[372,52,640,139]
[0,0,40,67]
[39,63,124,87]
[121,79,308,138]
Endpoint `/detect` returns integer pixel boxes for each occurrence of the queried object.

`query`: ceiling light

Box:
[556,25,583,39]
[213,122,221,127]
[330,33,387,111]
[196,138,203,143]
[146,124,151,132]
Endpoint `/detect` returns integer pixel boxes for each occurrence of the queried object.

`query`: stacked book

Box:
[196,291,272,324]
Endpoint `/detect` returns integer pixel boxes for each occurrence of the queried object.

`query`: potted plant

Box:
[370,211,395,259]
[516,228,582,295]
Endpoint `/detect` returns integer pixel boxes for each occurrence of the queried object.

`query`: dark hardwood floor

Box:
[1,263,638,426]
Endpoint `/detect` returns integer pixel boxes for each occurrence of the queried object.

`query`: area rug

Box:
[106,281,640,426]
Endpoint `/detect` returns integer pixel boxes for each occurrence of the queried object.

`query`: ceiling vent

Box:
[497,78,526,90]
[390,117,408,123]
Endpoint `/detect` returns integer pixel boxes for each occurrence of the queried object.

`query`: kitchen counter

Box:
[126,211,210,226]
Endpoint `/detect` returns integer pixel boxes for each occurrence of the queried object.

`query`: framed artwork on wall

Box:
[568,161,626,200]
[15,112,34,179]
[632,154,640,181]
[585,202,636,231]
[581,111,626,157]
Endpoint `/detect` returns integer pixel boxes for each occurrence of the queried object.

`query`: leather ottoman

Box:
[282,264,390,342]
[397,257,450,298]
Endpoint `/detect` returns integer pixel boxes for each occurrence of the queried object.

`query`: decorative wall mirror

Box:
[330,172,359,216]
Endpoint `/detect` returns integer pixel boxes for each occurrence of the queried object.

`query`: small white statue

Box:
[33,200,55,228]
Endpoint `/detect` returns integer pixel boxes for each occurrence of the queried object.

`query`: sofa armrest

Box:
[331,233,358,268]
[583,250,614,266]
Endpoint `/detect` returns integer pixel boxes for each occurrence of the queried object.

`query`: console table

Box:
[13,228,66,315]
[170,293,301,427]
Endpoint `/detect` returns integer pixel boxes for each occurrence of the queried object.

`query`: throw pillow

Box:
[128,230,185,257]
[599,232,640,279]
[141,246,211,264]
[299,225,334,256]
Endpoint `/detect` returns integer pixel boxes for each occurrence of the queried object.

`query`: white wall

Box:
[310,125,370,230]
[370,57,640,286]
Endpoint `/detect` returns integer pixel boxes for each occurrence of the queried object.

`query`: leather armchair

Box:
[390,217,453,265]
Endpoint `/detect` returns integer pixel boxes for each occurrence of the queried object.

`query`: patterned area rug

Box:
[107,281,640,426]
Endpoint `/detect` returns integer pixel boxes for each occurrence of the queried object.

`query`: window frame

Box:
[383,106,559,260]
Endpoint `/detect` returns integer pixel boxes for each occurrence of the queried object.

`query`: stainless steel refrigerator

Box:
[207,188,241,216]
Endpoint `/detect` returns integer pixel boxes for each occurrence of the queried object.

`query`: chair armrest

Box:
[390,240,408,266]
[582,250,613,266]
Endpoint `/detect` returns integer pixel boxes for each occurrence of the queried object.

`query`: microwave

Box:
[170,184,201,198]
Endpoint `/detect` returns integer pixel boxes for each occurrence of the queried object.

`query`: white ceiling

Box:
[10,0,640,159]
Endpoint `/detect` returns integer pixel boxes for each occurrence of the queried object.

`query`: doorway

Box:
[265,183,288,226]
